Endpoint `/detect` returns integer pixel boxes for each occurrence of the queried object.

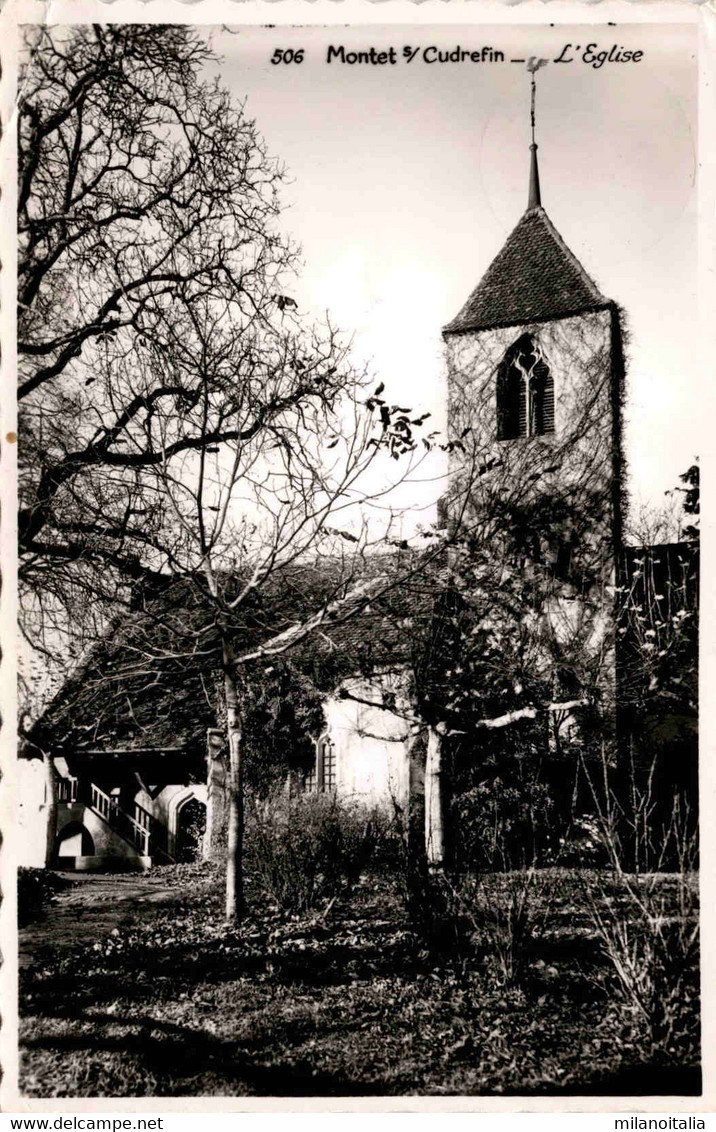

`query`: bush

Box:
[395,849,550,981]
[556,814,613,868]
[18,867,74,927]
[395,858,465,959]
[244,790,399,914]
[584,799,700,1059]
[588,870,699,1058]
[455,870,552,985]
[452,775,557,871]
[576,748,699,875]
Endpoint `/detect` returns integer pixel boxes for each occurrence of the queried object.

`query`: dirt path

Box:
[19,872,180,967]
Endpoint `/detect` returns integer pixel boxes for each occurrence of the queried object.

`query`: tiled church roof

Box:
[443,206,608,335]
[27,551,444,756]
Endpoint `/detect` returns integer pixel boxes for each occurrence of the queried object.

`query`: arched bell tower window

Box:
[496,334,554,440]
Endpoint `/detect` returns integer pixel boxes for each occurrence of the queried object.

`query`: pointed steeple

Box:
[526,57,546,212]
[443,61,611,336]
[528,144,541,211]
[442,209,607,334]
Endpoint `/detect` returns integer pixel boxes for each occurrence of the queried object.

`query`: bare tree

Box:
[31,287,436,916]
[146,291,441,916]
[625,463,699,548]
[19,23,451,915]
[17,23,302,677]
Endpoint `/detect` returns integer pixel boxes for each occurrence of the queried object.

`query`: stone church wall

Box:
[323,679,411,810]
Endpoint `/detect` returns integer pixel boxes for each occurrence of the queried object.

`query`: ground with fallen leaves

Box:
[19,864,700,1098]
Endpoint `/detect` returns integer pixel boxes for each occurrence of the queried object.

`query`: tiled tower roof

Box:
[443,205,609,336]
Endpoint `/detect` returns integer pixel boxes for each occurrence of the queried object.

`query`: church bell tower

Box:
[442,66,626,597]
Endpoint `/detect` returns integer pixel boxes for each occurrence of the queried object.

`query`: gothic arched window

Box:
[496,334,554,440]
[301,734,337,794]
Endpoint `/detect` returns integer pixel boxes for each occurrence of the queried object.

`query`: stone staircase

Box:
[57,778,174,864]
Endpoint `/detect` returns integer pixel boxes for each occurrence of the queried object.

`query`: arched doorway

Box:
[56,821,94,860]
[175,797,206,862]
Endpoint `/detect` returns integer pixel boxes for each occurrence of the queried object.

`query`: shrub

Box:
[556,814,613,868]
[452,775,556,871]
[244,790,398,914]
[395,852,549,982]
[577,748,699,875]
[583,795,700,1059]
[395,857,466,959]
[18,867,74,927]
[589,870,699,1058]
[441,869,552,985]
[469,870,547,985]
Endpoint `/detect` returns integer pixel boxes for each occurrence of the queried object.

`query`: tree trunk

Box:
[203,728,228,862]
[424,725,445,871]
[405,723,426,865]
[43,750,58,868]
[222,639,244,922]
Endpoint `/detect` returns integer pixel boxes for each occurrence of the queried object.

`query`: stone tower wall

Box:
[443,306,626,719]
[444,307,622,591]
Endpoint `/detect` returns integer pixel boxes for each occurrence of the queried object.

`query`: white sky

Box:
[210,22,701,525]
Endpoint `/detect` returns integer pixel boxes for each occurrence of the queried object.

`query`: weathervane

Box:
[526,57,548,210]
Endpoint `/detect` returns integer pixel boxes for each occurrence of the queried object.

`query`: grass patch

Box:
[19,865,700,1098]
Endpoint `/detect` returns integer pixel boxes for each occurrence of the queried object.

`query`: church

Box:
[19,83,698,874]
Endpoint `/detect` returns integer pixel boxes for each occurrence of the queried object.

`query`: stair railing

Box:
[57,777,79,802]
[134,801,174,862]
[88,782,150,855]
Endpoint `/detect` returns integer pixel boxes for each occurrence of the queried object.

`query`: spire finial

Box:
[526,57,548,210]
